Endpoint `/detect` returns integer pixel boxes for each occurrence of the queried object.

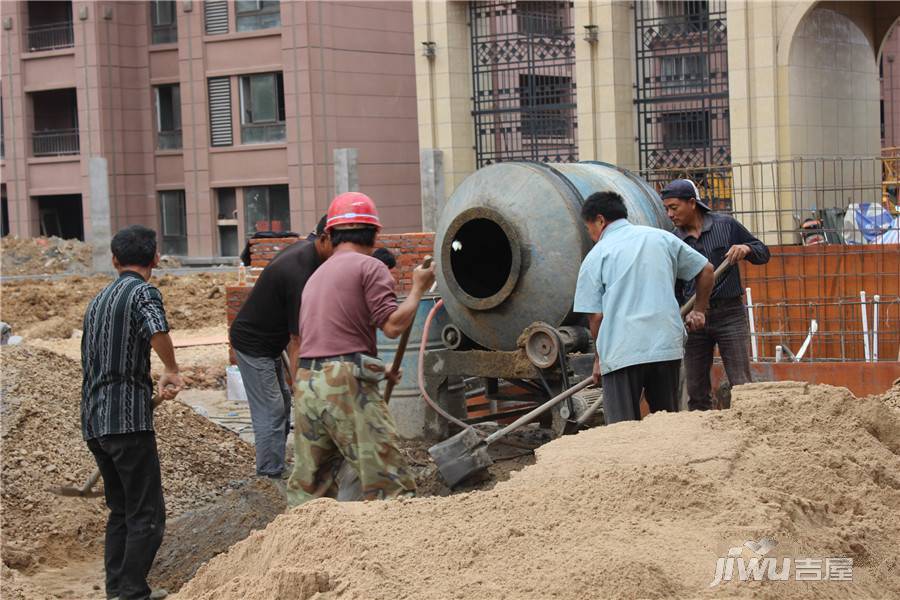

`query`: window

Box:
[659,54,708,92]
[235,0,280,32]
[150,0,178,44]
[658,0,709,32]
[661,110,710,149]
[239,72,286,143]
[516,1,566,36]
[155,85,182,150]
[519,74,574,138]
[244,185,289,236]
[159,190,188,255]
[216,188,239,256]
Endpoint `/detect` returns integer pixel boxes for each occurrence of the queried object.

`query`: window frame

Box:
[158,190,188,255]
[150,0,178,44]
[154,84,182,150]
[234,0,281,32]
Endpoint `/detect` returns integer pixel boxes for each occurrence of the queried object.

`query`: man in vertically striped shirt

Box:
[82,225,182,600]
[662,179,770,411]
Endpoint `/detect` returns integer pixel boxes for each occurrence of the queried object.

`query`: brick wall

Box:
[226,232,436,363]
[246,233,435,292]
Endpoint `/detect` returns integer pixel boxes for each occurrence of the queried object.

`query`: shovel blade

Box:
[428,427,494,488]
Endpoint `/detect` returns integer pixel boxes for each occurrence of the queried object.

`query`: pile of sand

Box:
[175,382,900,600]
[0,345,256,577]
[0,272,234,334]
[0,236,92,276]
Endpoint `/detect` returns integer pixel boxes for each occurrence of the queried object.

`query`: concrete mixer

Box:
[418,161,671,439]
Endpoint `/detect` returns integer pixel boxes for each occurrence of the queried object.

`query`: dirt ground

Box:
[0,345,256,598]
[174,381,900,600]
[0,272,234,335]
[0,236,92,276]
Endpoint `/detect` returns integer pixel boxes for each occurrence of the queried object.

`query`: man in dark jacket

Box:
[661,179,771,410]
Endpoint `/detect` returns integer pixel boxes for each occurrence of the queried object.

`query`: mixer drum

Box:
[435,161,670,351]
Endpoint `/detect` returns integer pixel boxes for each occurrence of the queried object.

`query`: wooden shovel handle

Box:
[680,259,732,317]
[384,257,433,403]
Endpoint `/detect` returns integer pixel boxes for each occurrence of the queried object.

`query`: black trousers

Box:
[685,298,753,411]
[601,359,681,425]
[87,432,166,600]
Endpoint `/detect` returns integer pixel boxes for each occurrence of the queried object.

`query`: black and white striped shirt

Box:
[81,271,169,440]
[674,212,770,302]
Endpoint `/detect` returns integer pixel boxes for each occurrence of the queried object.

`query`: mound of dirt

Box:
[0,345,255,574]
[0,272,234,334]
[175,382,900,600]
[0,236,92,276]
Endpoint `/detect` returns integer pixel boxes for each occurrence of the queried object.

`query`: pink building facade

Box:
[882,24,900,149]
[0,0,421,257]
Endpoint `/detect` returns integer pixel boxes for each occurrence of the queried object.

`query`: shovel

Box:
[52,387,175,498]
[429,378,593,487]
[51,468,103,498]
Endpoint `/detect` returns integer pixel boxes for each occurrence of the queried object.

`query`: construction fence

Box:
[640,154,900,362]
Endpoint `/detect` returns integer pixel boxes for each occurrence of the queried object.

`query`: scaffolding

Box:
[640,156,900,363]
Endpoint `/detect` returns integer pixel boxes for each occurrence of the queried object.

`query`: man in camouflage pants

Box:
[286,192,435,506]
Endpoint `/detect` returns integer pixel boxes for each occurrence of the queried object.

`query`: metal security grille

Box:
[469,1,577,167]
[634,0,730,206]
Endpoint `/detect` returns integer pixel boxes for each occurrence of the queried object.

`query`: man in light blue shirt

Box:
[574,191,714,424]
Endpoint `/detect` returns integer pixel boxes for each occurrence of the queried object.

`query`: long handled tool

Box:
[429,379,592,487]
[52,468,103,498]
[383,256,433,404]
[52,389,173,498]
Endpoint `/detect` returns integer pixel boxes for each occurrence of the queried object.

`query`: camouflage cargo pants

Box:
[286,361,416,507]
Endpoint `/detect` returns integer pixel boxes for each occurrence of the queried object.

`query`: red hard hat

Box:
[325,192,382,231]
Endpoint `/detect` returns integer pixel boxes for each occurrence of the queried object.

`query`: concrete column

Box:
[419,149,445,231]
[414,0,476,198]
[575,1,638,169]
[333,148,359,195]
[89,157,114,273]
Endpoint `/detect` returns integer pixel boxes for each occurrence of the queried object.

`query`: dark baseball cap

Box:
[660,179,710,212]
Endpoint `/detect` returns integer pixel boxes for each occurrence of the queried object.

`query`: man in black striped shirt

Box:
[82,225,182,600]
[662,179,770,411]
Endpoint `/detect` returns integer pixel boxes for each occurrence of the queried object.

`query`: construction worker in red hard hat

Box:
[285,192,436,507]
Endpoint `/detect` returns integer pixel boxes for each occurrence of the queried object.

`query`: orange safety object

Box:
[325,192,382,231]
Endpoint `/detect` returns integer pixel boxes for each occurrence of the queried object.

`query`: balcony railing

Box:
[241,122,286,144]
[157,129,182,150]
[151,23,177,44]
[32,129,80,156]
[27,21,74,52]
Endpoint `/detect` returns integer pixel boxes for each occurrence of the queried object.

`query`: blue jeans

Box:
[234,349,292,477]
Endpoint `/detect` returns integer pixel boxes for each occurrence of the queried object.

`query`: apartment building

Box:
[0,0,421,257]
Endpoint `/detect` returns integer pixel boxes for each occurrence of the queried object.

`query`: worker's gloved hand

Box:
[412,257,436,292]
[684,310,707,332]
[158,370,183,401]
[386,368,403,386]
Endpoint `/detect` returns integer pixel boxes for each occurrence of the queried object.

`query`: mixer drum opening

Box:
[450,218,512,299]
[441,207,522,311]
